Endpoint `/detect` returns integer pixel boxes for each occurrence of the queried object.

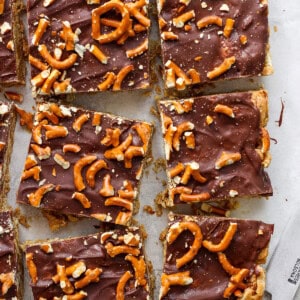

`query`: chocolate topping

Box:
[27,0,150,95]
[158,0,270,88]
[161,214,274,300]
[0,211,18,298]
[17,103,152,225]
[159,91,272,204]
[25,227,150,299]
[0,0,18,84]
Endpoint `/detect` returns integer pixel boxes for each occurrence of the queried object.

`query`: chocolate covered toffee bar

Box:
[27,0,151,96]
[0,0,25,85]
[0,211,22,299]
[17,102,152,226]
[159,213,274,300]
[159,90,272,206]
[0,102,16,207]
[157,0,273,90]
[24,226,152,299]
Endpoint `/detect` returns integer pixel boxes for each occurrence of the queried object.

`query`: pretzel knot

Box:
[92,0,130,44]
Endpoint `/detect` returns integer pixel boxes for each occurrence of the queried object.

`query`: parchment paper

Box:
[4,0,300,299]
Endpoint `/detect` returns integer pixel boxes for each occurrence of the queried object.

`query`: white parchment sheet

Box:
[3,0,300,299]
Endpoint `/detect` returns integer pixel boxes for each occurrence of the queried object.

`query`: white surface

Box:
[3,0,300,299]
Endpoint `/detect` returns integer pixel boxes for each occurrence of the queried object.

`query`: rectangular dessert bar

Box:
[27,0,151,96]
[0,210,22,299]
[159,90,272,206]
[159,213,274,300]
[157,0,273,90]
[17,102,152,226]
[0,102,16,208]
[0,0,25,85]
[24,226,152,299]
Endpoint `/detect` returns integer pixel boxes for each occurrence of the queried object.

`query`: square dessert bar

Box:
[0,0,25,85]
[17,102,152,225]
[0,211,22,299]
[27,0,151,96]
[159,213,274,300]
[0,102,16,207]
[159,90,272,206]
[157,0,273,90]
[24,226,152,299]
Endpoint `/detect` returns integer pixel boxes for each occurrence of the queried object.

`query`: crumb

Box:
[159,228,168,241]
[150,106,160,118]
[15,105,34,130]
[143,205,155,215]
[152,158,166,174]
[13,208,31,228]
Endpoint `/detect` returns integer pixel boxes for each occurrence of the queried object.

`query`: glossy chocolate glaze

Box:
[27,0,150,94]
[17,103,152,224]
[0,211,18,298]
[162,214,274,300]
[0,0,18,84]
[160,92,272,204]
[159,0,269,86]
[25,227,150,300]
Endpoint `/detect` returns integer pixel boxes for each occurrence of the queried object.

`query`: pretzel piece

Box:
[73,155,97,191]
[38,45,78,70]
[173,10,195,28]
[159,271,193,299]
[215,151,241,169]
[30,144,51,160]
[86,159,108,188]
[172,121,195,151]
[104,134,132,161]
[113,65,134,91]
[89,44,109,64]
[126,38,148,58]
[0,272,14,295]
[26,253,38,284]
[72,192,91,208]
[197,15,223,29]
[91,0,130,44]
[98,72,116,91]
[207,56,236,79]
[21,166,41,181]
[224,18,235,38]
[99,174,115,197]
[59,21,79,51]
[180,192,211,203]
[28,183,55,207]
[43,125,68,140]
[32,18,50,46]
[116,271,133,300]
[74,268,102,289]
[105,242,140,257]
[214,104,235,118]
[124,146,144,168]
[125,255,147,286]
[54,264,74,294]
[63,144,81,153]
[217,252,240,275]
[105,197,133,211]
[73,113,90,133]
[203,222,237,252]
[40,69,61,95]
[101,128,121,147]
[29,55,48,71]
[167,221,203,268]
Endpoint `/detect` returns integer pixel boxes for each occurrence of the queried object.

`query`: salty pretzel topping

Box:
[29,55,48,71]
[92,0,130,44]
[215,151,241,170]
[105,197,133,211]
[72,192,91,208]
[98,72,116,91]
[26,253,38,284]
[197,15,223,29]
[167,221,203,268]
[125,255,147,286]
[159,271,193,299]
[74,268,102,289]
[105,242,140,257]
[99,174,114,197]
[73,113,90,132]
[28,183,55,207]
[207,56,236,79]
[113,65,134,91]
[217,252,241,275]
[116,271,133,300]
[203,222,238,252]
[38,45,78,70]
[32,18,50,46]
[73,155,97,191]
[0,272,14,295]
[126,38,148,58]
[86,159,108,188]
